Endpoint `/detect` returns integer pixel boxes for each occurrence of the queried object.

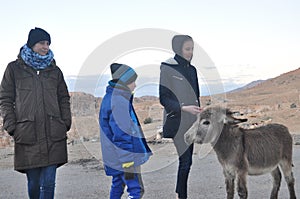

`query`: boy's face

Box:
[127,81,136,92]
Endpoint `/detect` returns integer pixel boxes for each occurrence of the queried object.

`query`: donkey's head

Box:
[184,107,247,145]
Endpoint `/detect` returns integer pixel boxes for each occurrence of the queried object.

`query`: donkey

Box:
[184,107,296,199]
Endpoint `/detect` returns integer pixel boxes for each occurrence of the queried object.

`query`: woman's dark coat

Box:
[0,56,71,172]
[159,54,200,138]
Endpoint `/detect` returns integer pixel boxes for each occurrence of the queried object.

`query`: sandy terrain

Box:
[1,134,300,199]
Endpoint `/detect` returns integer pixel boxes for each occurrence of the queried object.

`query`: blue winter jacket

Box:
[99,82,152,176]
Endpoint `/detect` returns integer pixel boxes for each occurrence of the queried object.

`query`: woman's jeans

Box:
[25,165,57,199]
[173,137,194,199]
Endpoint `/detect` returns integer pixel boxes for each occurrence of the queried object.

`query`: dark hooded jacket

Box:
[159,54,200,138]
[0,55,71,172]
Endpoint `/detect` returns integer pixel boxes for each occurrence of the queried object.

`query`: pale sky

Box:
[1,0,299,90]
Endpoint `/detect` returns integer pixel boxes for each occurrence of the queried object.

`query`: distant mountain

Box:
[65,74,160,97]
[227,80,265,93]
[65,75,109,97]
[227,67,300,105]
[65,67,300,100]
[66,75,247,97]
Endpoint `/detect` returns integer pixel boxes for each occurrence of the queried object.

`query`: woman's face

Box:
[32,41,50,56]
[181,40,194,61]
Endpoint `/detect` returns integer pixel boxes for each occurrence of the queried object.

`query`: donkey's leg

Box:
[237,170,248,199]
[279,161,296,199]
[270,167,281,199]
[223,170,235,199]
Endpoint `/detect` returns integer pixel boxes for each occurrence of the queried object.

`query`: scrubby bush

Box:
[143,117,153,124]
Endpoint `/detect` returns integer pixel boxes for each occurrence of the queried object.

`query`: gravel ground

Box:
[0,135,300,199]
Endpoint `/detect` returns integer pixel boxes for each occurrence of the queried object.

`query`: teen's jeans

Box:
[25,165,57,199]
[173,137,194,199]
[110,166,144,199]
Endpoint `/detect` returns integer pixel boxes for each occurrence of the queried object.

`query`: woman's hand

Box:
[181,105,202,115]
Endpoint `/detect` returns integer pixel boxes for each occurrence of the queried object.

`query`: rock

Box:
[0,136,11,148]
[290,103,297,109]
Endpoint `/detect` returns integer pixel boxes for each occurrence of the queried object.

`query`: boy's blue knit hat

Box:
[27,27,51,48]
[110,63,137,85]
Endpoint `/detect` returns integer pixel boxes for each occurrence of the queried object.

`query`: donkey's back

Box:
[244,124,293,176]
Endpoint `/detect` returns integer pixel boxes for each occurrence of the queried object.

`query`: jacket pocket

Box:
[49,115,67,142]
[16,73,33,90]
[14,119,37,144]
[163,114,180,138]
[15,75,34,110]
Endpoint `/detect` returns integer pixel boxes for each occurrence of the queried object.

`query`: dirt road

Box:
[0,140,300,199]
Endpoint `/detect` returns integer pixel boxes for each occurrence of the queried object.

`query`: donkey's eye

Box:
[203,121,210,125]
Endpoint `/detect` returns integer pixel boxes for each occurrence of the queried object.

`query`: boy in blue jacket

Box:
[99,63,152,199]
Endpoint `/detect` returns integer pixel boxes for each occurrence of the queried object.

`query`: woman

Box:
[159,35,201,199]
[0,27,71,199]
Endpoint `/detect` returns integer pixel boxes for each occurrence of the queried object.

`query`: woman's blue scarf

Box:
[20,44,54,70]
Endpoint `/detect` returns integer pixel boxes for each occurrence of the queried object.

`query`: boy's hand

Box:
[122,162,135,180]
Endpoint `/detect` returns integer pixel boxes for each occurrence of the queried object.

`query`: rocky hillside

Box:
[207,67,300,132]
[68,93,162,144]
[0,67,299,147]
